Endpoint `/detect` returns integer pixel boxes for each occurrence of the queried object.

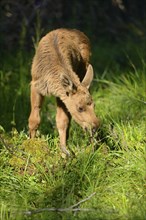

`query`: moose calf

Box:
[28,28,100,155]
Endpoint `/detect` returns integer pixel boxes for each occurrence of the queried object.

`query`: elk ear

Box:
[61,74,77,95]
[82,64,94,89]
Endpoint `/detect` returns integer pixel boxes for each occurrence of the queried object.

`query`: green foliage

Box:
[0,51,31,131]
[0,2,146,219]
[0,40,146,219]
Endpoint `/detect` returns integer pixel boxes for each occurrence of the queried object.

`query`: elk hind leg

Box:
[28,82,44,138]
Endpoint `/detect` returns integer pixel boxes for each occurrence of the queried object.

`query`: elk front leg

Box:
[56,98,71,156]
[28,81,44,138]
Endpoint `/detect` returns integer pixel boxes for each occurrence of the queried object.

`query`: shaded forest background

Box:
[0,0,146,51]
[0,0,146,131]
[0,2,146,220]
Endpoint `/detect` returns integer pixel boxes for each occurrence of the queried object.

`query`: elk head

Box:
[61,64,100,134]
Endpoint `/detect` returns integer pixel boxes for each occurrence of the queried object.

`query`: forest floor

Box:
[0,40,146,220]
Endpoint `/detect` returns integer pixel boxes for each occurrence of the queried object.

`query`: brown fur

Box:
[28,28,100,155]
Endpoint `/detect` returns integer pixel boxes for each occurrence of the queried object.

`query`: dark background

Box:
[0,0,146,51]
[0,0,145,131]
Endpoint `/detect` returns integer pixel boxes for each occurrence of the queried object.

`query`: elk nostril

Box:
[91,119,100,135]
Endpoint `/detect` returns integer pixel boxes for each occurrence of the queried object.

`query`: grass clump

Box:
[0,47,146,219]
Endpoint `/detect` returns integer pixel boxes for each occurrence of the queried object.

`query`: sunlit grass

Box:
[0,48,146,219]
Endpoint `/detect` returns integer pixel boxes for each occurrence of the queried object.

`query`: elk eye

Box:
[87,101,92,106]
[78,106,84,113]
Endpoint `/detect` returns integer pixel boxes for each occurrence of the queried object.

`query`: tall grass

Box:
[0,40,146,219]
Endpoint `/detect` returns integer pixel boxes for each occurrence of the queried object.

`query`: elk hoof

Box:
[61,146,70,157]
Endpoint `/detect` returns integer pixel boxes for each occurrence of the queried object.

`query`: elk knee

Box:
[56,116,69,131]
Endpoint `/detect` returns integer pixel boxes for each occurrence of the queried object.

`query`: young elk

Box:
[28,28,100,156]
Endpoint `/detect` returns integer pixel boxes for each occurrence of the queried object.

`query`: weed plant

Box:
[0,41,146,220]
